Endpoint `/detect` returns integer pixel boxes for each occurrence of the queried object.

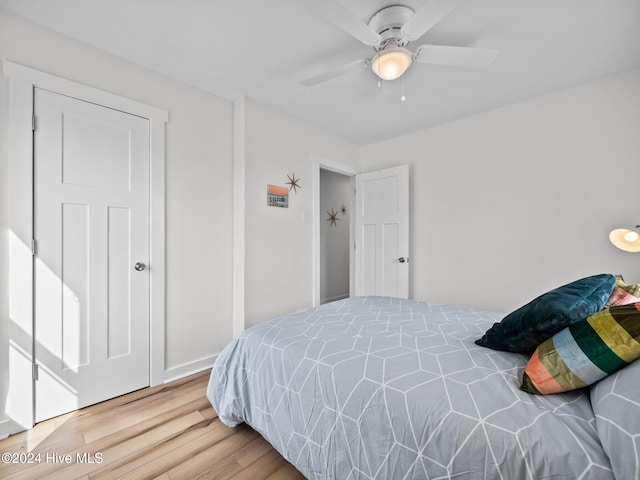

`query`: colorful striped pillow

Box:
[521,302,640,394]
[605,285,640,308]
[617,276,640,297]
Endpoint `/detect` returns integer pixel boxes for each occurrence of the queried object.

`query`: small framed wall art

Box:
[267,184,289,208]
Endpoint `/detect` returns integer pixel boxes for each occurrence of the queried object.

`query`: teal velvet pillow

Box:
[475,274,616,353]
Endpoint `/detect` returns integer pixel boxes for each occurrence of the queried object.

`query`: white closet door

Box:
[34,88,150,422]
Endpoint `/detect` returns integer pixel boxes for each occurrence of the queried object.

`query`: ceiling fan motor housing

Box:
[368,5,414,51]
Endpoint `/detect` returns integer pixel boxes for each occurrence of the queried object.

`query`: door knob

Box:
[134,262,147,271]
[398,257,407,263]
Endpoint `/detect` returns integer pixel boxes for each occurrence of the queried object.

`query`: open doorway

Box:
[312,157,358,307]
[312,160,410,306]
[319,169,352,304]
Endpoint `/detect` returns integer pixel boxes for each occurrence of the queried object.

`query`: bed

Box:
[207,295,640,479]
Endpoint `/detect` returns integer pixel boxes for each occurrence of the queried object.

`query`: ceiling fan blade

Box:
[299,0,380,46]
[300,59,369,87]
[401,0,464,41]
[414,45,499,68]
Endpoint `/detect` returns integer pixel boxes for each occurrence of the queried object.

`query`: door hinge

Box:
[31,238,37,256]
[32,363,39,381]
[32,114,37,131]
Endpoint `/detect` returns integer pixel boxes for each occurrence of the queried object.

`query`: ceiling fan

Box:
[300,0,499,87]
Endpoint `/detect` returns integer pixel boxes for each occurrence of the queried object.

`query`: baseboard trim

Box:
[320,294,349,305]
[0,356,220,438]
[0,417,28,439]
[0,418,10,440]
[163,354,218,384]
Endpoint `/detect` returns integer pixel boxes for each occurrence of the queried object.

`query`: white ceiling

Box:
[1,0,639,145]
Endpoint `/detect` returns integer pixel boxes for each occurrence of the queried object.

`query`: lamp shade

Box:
[609,227,640,252]
[371,47,412,81]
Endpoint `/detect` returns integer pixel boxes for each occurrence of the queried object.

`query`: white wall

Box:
[0,9,234,431]
[320,169,351,304]
[243,98,359,327]
[360,69,640,313]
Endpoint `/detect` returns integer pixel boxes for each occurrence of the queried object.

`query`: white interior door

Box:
[34,88,150,422]
[355,165,409,298]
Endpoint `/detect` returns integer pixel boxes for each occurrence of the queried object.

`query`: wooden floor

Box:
[0,370,305,480]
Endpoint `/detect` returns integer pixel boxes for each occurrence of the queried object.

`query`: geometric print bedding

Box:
[208,296,618,479]
[590,359,640,480]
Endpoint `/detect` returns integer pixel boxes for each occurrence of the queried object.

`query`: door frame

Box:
[3,61,168,433]
[311,155,358,307]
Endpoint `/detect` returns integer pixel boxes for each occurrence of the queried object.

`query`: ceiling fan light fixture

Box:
[371,47,412,81]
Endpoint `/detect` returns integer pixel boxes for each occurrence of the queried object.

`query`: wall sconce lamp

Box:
[609,225,640,252]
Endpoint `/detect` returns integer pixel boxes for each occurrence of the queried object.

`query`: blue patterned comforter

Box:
[207,297,613,479]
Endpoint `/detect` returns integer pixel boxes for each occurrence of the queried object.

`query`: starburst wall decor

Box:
[286,172,301,193]
[326,208,340,227]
